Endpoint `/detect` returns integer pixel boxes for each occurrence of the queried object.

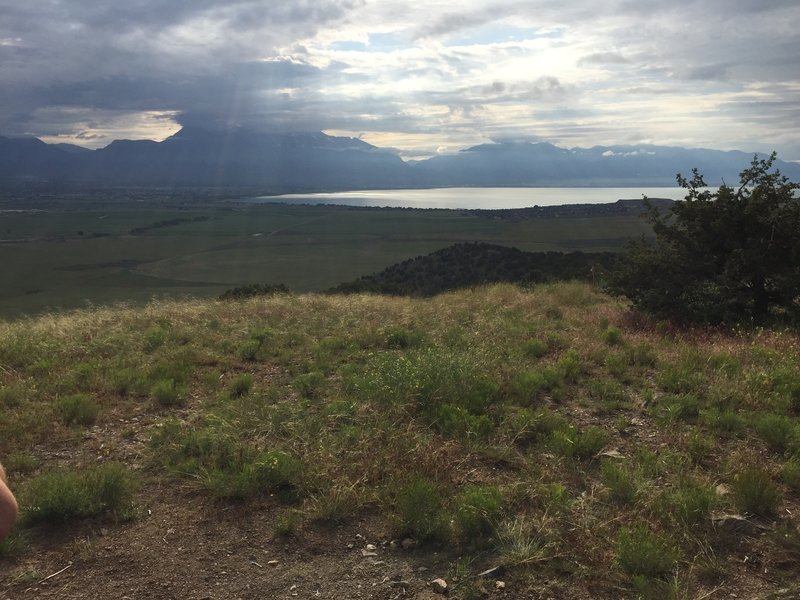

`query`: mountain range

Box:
[2,127,798,189]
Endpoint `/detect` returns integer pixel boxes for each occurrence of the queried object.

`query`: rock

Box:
[365,543,377,551]
[711,513,770,534]
[430,578,448,594]
[361,549,378,557]
[266,560,279,567]
[495,581,506,590]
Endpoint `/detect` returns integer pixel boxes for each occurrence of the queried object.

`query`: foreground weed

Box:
[496,516,555,566]
[523,338,548,358]
[754,413,798,455]
[273,509,301,536]
[393,478,448,542]
[601,460,639,504]
[602,325,623,346]
[151,379,186,407]
[781,459,800,491]
[657,478,715,527]
[56,393,100,426]
[22,463,136,525]
[732,468,780,517]
[0,530,27,558]
[229,373,253,398]
[310,485,361,523]
[384,326,424,349]
[550,425,608,460]
[454,485,503,545]
[617,524,679,578]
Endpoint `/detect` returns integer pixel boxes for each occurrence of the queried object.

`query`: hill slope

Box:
[1,284,799,598]
[329,242,616,296]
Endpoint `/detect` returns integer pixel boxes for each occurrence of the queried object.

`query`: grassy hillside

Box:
[1,284,799,598]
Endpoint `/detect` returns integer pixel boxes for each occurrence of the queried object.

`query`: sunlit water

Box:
[248,187,688,210]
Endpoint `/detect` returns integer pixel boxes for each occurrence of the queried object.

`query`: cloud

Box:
[0,0,798,158]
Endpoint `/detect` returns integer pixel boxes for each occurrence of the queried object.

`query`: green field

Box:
[0,198,652,318]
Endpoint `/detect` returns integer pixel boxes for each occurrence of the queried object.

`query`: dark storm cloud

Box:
[0,0,798,157]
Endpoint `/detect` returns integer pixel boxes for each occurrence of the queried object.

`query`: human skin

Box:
[0,462,18,542]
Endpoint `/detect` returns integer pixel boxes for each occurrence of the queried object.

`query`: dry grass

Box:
[1,282,799,596]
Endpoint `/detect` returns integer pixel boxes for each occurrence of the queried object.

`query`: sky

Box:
[1,1,799,160]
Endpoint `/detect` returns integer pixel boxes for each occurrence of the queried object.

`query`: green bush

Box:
[151,379,185,407]
[660,478,715,527]
[601,461,638,504]
[550,426,608,460]
[385,326,424,349]
[434,404,492,439]
[602,326,623,346]
[56,393,100,426]
[754,414,797,454]
[394,478,448,542]
[22,463,136,525]
[781,459,800,491]
[229,374,254,398]
[523,338,548,358]
[617,524,679,578]
[454,485,503,544]
[732,468,780,516]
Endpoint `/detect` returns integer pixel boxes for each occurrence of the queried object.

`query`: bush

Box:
[22,463,136,525]
[229,374,253,398]
[754,414,797,455]
[454,485,503,544]
[151,379,185,407]
[394,478,447,542]
[56,394,100,426]
[732,468,780,516]
[601,461,638,504]
[617,524,679,578]
[609,153,800,324]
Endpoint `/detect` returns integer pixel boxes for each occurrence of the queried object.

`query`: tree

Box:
[609,153,800,324]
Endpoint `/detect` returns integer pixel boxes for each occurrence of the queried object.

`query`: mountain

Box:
[1,129,798,189]
[0,128,413,189]
[412,142,800,186]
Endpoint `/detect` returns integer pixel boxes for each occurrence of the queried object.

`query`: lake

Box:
[250,187,689,210]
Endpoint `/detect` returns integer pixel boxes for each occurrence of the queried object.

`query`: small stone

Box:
[346,543,354,549]
[365,544,377,551]
[266,560,279,567]
[495,581,506,590]
[430,578,448,594]
[361,549,378,557]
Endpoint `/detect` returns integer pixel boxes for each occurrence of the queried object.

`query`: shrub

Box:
[22,463,136,525]
[608,153,800,324]
[385,326,424,349]
[754,414,797,455]
[523,338,548,358]
[601,461,639,504]
[550,426,608,460]
[151,379,185,407]
[732,468,780,516]
[292,371,325,399]
[660,478,715,527]
[602,326,623,346]
[454,485,503,544]
[781,459,800,491]
[229,374,253,398]
[617,524,679,578]
[394,478,447,542]
[56,393,100,426]
[434,404,492,439]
